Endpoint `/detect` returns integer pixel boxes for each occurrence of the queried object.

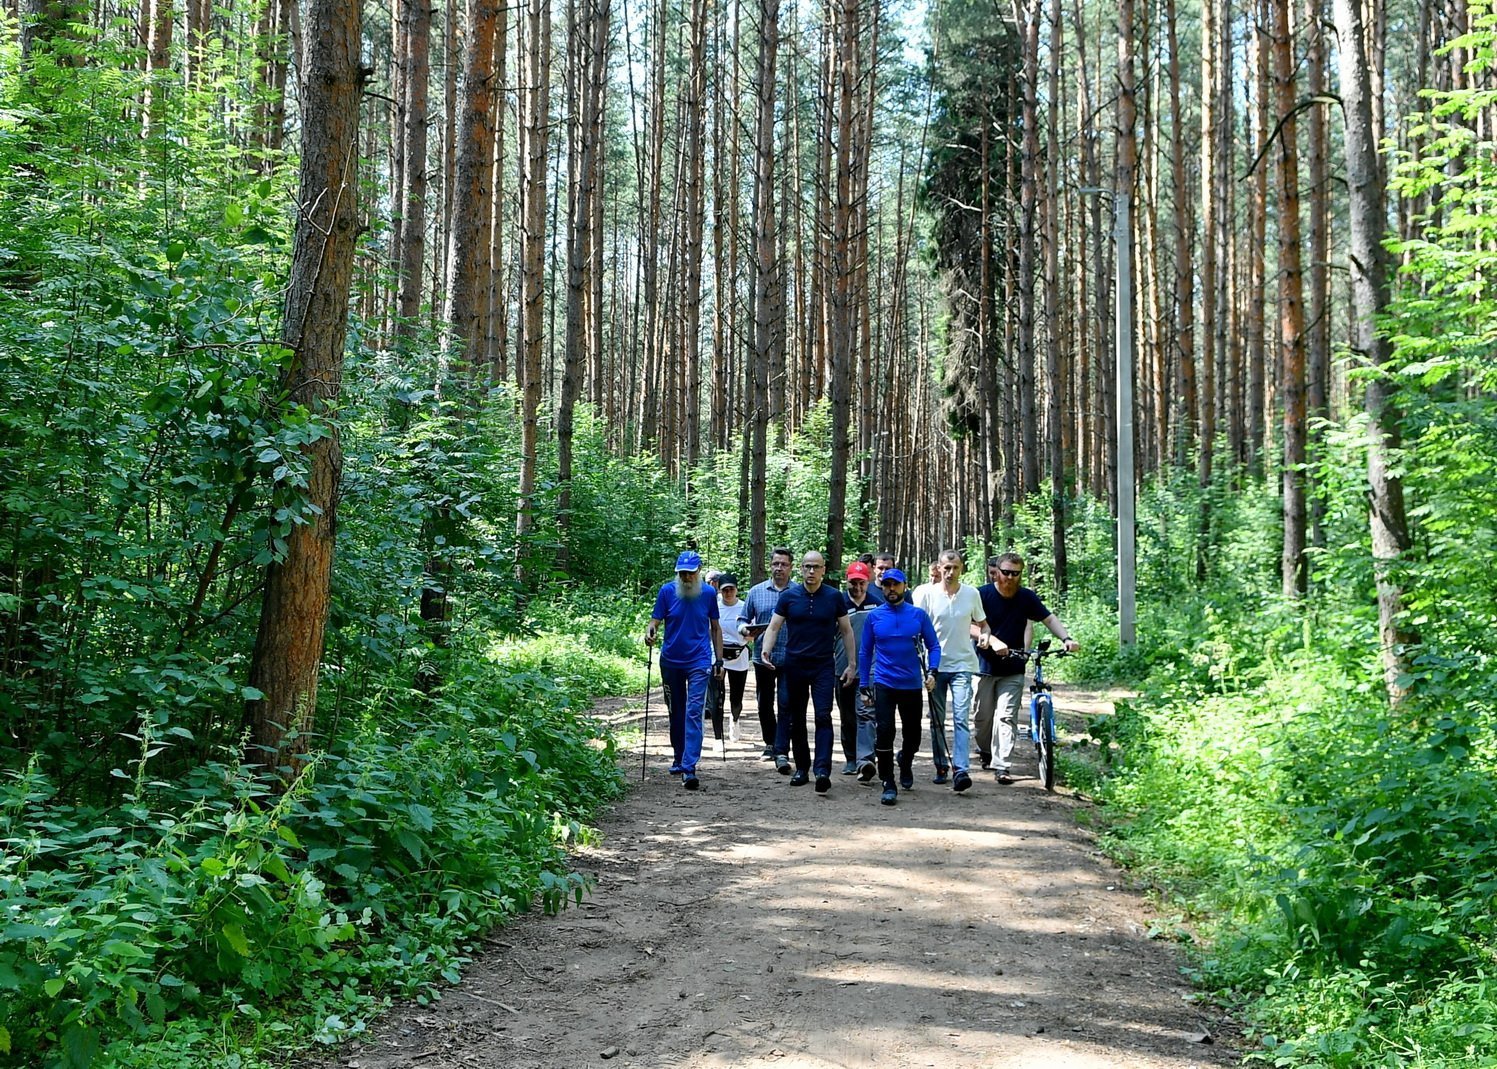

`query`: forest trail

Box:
[321,684,1237,1069]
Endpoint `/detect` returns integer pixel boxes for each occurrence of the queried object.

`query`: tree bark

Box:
[1271,0,1307,596]
[245,0,363,775]
[1332,0,1417,699]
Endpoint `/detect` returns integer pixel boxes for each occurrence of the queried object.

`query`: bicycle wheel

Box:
[1035,694,1055,791]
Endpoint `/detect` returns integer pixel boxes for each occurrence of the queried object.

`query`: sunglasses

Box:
[997,568,1022,578]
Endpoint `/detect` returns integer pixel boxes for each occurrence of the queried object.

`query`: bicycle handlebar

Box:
[1010,645,1071,660]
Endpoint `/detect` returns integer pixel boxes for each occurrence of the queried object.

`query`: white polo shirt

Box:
[914,583,986,673]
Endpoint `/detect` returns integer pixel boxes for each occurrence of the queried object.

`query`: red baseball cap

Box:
[845,562,872,581]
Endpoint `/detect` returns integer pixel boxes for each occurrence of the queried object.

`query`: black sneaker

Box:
[932,767,949,785]
[815,775,831,794]
[840,761,858,775]
[789,769,810,786]
[776,755,792,775]
[979,751,993,770]
[760,747,775,761]
[880,782,898,806]
[857,761,876,783]
[953,771,973,793]
[682,774,700,791]
[899,761,913,791]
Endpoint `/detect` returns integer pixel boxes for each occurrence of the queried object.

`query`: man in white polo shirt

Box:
[914,547,991,793]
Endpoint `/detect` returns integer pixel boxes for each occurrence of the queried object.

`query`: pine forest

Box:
[3,0,1497,1064]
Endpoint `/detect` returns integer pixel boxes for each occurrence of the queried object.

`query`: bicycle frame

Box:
[1015,641,1066,790]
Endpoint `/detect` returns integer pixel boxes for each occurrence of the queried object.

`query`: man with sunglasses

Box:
[973,552,1080,784]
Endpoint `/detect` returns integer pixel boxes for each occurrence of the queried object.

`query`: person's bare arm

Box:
[759,613,786,666]
[837,615,857,685]
[1041,613,1079,652]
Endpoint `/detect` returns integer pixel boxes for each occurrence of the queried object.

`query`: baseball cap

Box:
[717,572,739,589]
[846,562,871,581]
[675,549,703,572]
[879,568,908,585]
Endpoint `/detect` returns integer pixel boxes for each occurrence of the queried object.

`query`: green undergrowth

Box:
[0,614,639,1069]
[1078,613,1497,1069]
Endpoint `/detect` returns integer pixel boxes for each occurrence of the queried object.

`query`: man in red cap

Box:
[834,560,884,777]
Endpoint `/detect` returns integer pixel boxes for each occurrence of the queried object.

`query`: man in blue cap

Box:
[858,568,941,806]
[646,550,724,790]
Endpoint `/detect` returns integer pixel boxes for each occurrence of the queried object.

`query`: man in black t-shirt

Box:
[759,550,857,794]
[973,552,1080,783]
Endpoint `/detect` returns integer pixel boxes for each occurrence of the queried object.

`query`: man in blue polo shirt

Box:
[646,550,724,791]
[859,569,941,806]
[757,550,857,794]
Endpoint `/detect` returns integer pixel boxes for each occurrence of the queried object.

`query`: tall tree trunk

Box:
[1166,0,1195,465]
[1045,0,1067,591]
[244,0,363,774]
[1332,0,1417,699]
[1015,0,1042,498]
[516,0,551,580]
[826,0,860,568]
[396,0,432,338]
[1304,0,1331,549]
[749,0,781,583]
[1271,0,1307,596]
[680,0,709,470]
[443,0,500,373]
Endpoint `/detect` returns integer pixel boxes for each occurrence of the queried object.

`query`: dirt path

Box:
[326,684,1237,1069]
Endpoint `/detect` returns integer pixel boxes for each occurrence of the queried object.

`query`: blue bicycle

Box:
[1017,641,1069,791]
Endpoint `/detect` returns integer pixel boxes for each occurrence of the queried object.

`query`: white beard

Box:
[675,576,703,600]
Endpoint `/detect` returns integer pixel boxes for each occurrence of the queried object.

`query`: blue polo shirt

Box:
[652,581,719,669]
[773,582,848,671]
[859,601,942,689]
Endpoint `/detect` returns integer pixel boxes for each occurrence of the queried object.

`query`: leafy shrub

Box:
[0,638,624,1069]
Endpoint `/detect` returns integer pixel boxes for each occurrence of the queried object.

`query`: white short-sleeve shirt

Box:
[914,583,986,673]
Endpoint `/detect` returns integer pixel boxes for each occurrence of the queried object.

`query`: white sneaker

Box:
[728,720,740,742]
[715,738,727,760]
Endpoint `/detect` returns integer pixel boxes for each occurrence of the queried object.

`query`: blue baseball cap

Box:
[879,568,908,585]
[675,550,703,573]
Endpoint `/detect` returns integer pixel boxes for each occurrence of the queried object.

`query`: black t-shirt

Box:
[774,582,849,670]
[976,583,1050,675]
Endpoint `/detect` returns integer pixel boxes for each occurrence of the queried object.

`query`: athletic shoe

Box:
[995,767,1015,785]
[880,782,898,806]
[815,775,831,794]
[789,769,810,786]
[840,761,858,776]
[760,746,775,761]
[729,720,740,742]
[857,761,876,783]
[898,758,913,791]
[682,774,700,791]
[979,751,993,770]
[953,771,973,793]
[715,739,727,760]
[775,755,792,775]
[668,764,684,775]
[932,767,949,785]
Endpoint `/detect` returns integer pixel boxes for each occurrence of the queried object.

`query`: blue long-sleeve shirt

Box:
[859,600,941,689]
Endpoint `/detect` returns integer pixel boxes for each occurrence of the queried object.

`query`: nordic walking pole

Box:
[917,635,948,770]
[641,645,654,782]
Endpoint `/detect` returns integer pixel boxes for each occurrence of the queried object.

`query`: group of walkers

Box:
[645,546,1079,804]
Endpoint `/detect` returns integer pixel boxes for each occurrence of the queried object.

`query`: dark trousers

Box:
[709,668,748,738]
[874,685,924,784]
[777,663,836,776]
[835,680,859,763]
[753,663,786,748]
